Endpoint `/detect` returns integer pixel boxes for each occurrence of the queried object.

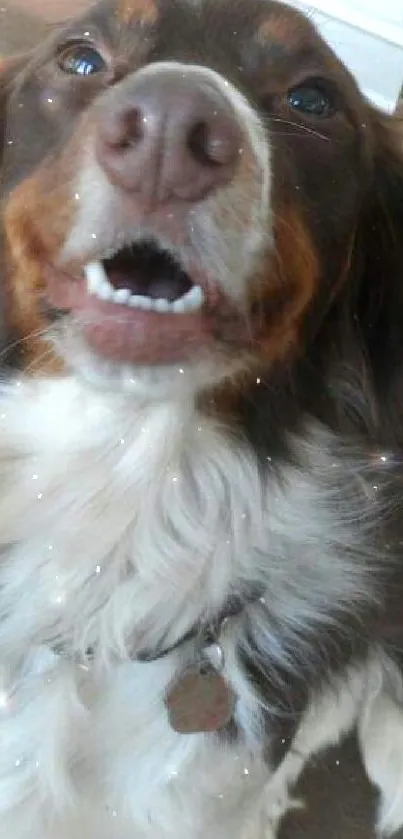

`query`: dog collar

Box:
[52,584,264,666]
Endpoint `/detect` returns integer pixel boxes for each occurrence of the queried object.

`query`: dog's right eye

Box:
[57,43,107,76]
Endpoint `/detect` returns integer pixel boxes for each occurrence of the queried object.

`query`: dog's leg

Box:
[358,652,403,837]
[248,662,369,838]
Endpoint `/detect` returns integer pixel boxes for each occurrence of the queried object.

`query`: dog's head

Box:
[1,0,403,404]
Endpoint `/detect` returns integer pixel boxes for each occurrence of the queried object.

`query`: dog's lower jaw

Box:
[53,319,250,403]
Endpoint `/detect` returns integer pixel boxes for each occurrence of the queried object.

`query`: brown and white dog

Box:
[1,1,403,837]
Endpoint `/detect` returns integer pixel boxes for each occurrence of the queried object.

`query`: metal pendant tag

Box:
[165,666,236,734]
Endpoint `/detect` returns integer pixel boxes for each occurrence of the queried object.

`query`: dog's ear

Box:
[351,111,403,444]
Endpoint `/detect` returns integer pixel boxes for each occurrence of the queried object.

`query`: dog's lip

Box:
[43,259,223,366]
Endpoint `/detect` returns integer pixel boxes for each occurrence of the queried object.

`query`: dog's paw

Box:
[242,783,304,839]
[358,655,403,838]
[265,793,304,831]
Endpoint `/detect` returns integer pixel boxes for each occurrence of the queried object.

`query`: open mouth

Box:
[84,241,205,315]
[46,238,218,366]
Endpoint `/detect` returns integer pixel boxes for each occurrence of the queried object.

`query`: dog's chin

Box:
[56,325,244,402]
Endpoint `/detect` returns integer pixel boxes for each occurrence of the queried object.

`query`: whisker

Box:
[265,116,332,144]
[267,131,330,141]
[0,326,52,364]
[24,346,56,376]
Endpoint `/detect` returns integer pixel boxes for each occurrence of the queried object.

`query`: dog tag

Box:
[166,667,236,734]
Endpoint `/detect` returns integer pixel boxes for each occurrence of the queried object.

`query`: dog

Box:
[1,0,403,837]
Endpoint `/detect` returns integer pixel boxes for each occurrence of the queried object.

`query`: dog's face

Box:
[0,0,395,396]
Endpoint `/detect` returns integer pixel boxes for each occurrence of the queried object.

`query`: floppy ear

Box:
[352,111,403,444]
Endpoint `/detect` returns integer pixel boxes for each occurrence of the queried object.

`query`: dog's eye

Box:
[57,44,107,76]
[287,84,334,117]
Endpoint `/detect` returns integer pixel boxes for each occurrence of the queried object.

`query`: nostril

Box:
[187,121,219,168]
[104,107,145,152]
[187,119,237,168]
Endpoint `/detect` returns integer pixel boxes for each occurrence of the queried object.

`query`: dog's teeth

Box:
[98,284,113,301]
[172,297,187,314]
[173,285,204,313]
[85,261,205,314]
[184,285,204,311]
[85,261,112,297]
[113,288,131,305]
[154,299,172,313]
[128,295,152,310]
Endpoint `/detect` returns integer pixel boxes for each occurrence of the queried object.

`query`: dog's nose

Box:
[96,69,243,204]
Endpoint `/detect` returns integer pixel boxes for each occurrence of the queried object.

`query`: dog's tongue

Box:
[106,267,190,301]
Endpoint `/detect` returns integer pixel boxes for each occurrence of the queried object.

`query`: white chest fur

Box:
[0,377,376,839]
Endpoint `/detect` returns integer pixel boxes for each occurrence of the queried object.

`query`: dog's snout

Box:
[96,69,243,204]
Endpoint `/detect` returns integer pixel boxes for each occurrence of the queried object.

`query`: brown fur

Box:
[118,0,157,25]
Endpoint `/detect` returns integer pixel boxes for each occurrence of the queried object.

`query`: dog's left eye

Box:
[287,84,334,117]
[57,44,107,76]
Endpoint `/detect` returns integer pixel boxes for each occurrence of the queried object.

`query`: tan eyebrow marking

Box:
[258,13,305,47]
[118,0,157,26]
